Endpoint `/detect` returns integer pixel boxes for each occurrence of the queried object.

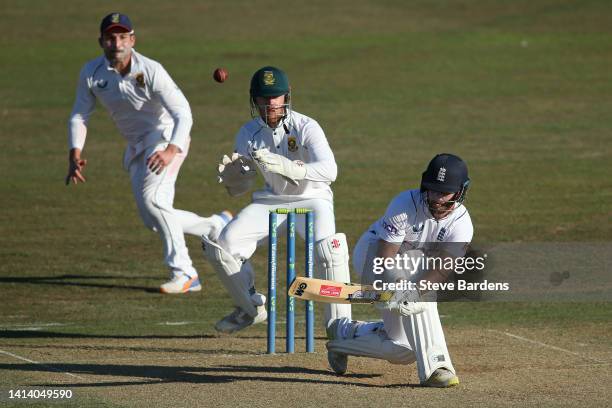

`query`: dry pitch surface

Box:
[1,320,610,407]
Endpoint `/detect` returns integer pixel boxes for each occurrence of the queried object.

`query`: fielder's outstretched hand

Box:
[65,148,87,185]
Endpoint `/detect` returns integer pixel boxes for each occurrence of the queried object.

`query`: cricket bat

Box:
[288,277,393,304]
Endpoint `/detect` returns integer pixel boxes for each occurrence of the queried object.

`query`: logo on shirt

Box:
[263,71,275,86]
[437,167,446,182]
[95,79,108,89]
[437,227,447,241]
[382,220,400,236]
[134,72,145,87]
[287,136,298,152]
[412,223,424,233]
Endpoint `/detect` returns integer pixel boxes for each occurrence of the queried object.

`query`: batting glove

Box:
[376,288,427,316]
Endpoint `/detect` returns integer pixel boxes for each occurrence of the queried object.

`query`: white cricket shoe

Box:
[421,368,459,388]
[215,305,267,334]
[160,274,202,294]
[208,210,233,242]
[326,318,349,375]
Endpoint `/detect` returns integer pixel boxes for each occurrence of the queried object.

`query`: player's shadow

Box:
[0,330,326,342]
[0,362,420,388]
[0,274,160,293]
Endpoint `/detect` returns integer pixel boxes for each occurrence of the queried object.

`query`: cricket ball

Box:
[213,68,228,83]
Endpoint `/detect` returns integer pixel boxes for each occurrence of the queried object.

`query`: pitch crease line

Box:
[0,349,85,380]
[488,330,601,363]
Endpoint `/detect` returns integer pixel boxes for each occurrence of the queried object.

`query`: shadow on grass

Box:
[0,274,161,293]
[0,330,327,341]
[0,363,420,388]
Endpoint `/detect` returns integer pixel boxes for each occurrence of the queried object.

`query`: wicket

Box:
[267,208,315,354]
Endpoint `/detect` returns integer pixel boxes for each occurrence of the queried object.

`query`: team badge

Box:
[263,71,275,86]
[96,79,108,89]
[437,167,446,182]
[287,136,298,152]
[111,13,120,23]
[134,72,145,87]
[436,227,447,241]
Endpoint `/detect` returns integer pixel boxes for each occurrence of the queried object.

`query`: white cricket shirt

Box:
[234,111,337,202]
[371,189,473,256]
[68,50,192,162]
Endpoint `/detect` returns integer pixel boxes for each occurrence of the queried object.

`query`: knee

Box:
[137,191,162,231]
[382,342,415,365]
[217,226,243,255]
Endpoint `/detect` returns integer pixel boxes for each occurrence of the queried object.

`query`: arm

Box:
[301,120,337,182]
[66,66,95,185]
[146,64,193,173]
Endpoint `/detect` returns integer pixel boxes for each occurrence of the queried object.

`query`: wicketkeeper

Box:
[202,66,352,334]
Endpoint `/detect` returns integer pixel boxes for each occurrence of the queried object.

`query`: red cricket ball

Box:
[213,68,228,83]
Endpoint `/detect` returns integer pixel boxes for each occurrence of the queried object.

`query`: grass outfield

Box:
[1,1,611,407]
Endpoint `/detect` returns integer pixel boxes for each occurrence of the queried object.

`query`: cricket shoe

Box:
[208,210,233,242]
[421,368,459,388]
[215,305,267,334]
[326,318,349,375]
[160,274,202,294]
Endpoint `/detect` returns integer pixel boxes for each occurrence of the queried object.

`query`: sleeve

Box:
[302,120,338,183]
[373,194,408,244]
[67,65,96,150]
[444,212,474,257]
[233,127,251,157]
[151,63,193,152]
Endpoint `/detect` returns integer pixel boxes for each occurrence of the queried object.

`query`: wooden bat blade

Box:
[288,277,393,304]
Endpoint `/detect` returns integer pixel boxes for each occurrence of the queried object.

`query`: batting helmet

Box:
[421,153,470,205]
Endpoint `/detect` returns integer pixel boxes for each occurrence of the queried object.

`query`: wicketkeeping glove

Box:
[251,148,307,185]
[217,153,257,196]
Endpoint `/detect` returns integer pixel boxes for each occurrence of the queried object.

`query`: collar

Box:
[104,49,138,74]
[255,116,285,131]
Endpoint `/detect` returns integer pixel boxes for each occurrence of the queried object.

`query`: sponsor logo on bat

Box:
[319,285,342,297]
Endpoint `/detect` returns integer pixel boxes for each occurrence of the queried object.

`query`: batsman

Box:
[202,66,352,334]
[326,153,473,387]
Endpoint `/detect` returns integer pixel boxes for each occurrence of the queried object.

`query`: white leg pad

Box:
[403,302,455,382]
[315,233,352,324]
[202,236,257,317]
[327,331,415,365]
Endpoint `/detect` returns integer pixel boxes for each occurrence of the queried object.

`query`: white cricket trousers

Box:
[218,198,350,325]
[349,230,456,382]
[128,142,213,278]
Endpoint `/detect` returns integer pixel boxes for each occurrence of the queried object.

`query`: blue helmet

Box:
[421,153,470,206]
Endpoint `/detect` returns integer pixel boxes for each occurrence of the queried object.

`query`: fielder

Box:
[203,66,352,333]
[326,153,473,387]
[66,13,231,293]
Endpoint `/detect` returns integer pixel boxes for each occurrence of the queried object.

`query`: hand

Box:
[146,144,179,174]
[217,152,257,196]
[375,288,427,316]
[251,148,306,185]
[65,148,87,185]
